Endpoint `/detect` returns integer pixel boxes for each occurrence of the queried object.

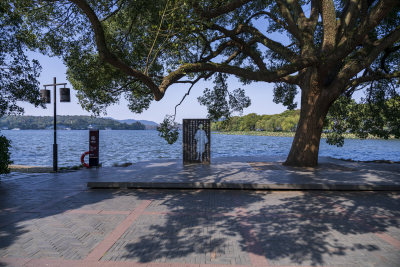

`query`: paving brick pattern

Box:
[0,213,126,260]
[1,168,400,266]
[101,213,250,265]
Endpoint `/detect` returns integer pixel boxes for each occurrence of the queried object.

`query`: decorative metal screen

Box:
[183,119,211,164]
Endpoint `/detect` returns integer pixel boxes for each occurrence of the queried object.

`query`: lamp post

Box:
[40,77,71,172]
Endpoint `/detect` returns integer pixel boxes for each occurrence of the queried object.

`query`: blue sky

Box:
[20,52,294,123]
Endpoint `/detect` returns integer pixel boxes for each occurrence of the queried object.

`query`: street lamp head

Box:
[40,89,51,103]
[60,88,71,102]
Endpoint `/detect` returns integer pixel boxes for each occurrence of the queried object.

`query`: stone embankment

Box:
[8,165,83,173]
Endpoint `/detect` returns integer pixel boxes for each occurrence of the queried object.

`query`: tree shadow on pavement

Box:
[0,167,399,266]
[244,191,400,266]
[121,190,400,266]
[0,172,154,262]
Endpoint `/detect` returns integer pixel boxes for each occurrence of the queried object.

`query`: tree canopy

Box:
[1,2,44,173]
[9,0,400,166]
[0,1,43,117]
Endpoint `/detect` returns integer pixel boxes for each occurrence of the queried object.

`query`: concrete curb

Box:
[87,181,400,191]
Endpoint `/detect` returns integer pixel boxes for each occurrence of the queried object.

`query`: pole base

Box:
[53,144,58,172]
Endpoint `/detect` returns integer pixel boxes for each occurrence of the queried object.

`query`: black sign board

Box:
[183,119,210,164]
[89,129,99,167]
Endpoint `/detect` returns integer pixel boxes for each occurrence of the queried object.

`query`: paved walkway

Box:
[0,157,399,266]
[86,156,400,190]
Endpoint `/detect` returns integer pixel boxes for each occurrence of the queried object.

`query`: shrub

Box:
[0,134,12,174]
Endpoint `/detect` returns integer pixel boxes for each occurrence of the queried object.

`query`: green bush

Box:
[0,134,12,174]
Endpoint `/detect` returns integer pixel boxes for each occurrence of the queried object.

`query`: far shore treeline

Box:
[0,115,146,130]
[212,110,300,132]
[211,109,396,141]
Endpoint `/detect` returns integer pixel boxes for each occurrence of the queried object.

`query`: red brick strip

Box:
[85,200,152,261]
[0,257,256,267]
[235,208,270,267]
[66,209,101,214]
[375,233,400,250]
[65,209,131,215]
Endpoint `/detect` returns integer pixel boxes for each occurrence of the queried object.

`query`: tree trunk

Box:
[284,72,335,167]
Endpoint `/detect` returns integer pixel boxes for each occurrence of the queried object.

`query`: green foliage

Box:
[15,0,192,115]
[0,116,146,130]
[326,92,400,146]
[198,74,251,121]
[0,2,48,174]
[66,47,154,115]
[0,1,43,117]
[214,95,399,144]
[0,133,12,174]
[157,115,179,144]
[212,110,300,132]
[273,83,298,110]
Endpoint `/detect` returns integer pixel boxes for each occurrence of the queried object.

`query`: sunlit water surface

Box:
[2,130,399,167]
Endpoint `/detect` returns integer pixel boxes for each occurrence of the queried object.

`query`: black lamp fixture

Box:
[60,87,71,102]
[40,89,51,104]
[42,78,71,171]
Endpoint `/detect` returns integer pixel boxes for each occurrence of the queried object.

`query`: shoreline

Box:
[7,164,83,173]
[8,165,54,173]
[214,131,396,140]
[7,156,399,174]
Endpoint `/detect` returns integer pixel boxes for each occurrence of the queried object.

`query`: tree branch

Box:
[145,0,170,75]
[100,0,123,22]
[276,0,303,43]
[348,71,400,89]
[307,0,320,31]
[240,24,299,61]
[209,24,267,71]
[159,56,316,94]
[334,24,400,92]
[191,0,253,19]
[380,45,400,73]
[68,0,163,100]
[321,0,337,53]
[248,11,287,30]
[210,23,298,62]
[287,0,306,21]
[200,40,236,62]
[335,0,399,61]
[337,0,360,43]
[173,73,213,119]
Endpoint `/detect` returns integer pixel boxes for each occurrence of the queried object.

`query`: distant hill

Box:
[0,116,146,130]
[118,119,158,126]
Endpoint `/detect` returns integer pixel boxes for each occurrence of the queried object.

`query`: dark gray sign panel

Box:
[89,129,99,167]
[183,119,210,164]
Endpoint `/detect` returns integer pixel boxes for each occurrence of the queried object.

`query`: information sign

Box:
[183,119,210,164]
[89,129,99,167]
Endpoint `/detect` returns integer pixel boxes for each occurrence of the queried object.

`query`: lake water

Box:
[1,130,399,167]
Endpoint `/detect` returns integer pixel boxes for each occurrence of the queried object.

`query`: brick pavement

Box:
[1,169,400,266]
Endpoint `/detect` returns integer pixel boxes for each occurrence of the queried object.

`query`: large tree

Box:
[15,0,400,166]
[1,2,43,173]
[1,2,42,117]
